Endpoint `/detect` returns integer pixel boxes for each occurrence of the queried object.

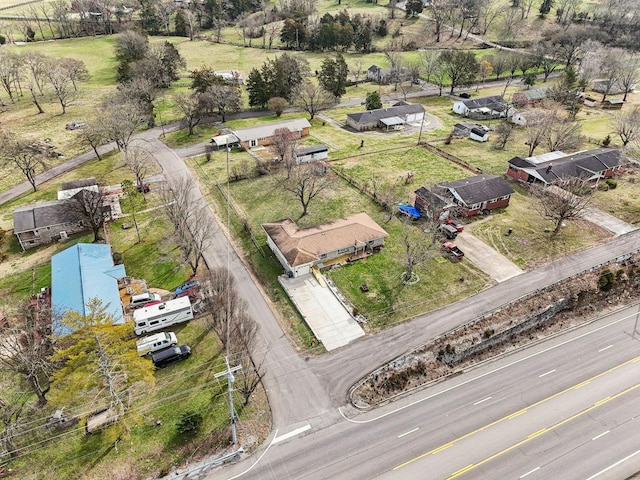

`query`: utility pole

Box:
[215,357,242,444]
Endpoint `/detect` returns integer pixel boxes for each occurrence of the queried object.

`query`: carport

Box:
[379,116,404,131]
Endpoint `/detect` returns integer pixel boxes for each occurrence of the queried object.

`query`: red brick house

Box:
[507,148,624,185]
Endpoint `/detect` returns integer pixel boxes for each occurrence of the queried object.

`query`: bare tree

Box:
[0,301,54,406]
[523,106,560,157]
[544,120,583,152]
[0,131,46,192]
[614,107,640,146]
[618,51,640,102]
[207,83,241,122]
[531,177,592,235]
[45,60,82,114]
[100,95,146,154]
[596,48,625,102]
[369,177,405,222]
[399,219,434,283]
[271,128,298,173]
[123,145,154,192]
[22,51,48,95]
[77,120,108,161]
[71,188,107,242]
[0,50,22,103]
[278,163,334,218]
[0,382,29,459]
[175,91,211,135]
[59,57,89,91]
[202,267,240,348]
[493,120,515,150]
[292,82,335,120]
[160,176,217,275]
[230,311,267,406]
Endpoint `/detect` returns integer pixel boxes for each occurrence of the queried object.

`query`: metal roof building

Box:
[51,243,126,336]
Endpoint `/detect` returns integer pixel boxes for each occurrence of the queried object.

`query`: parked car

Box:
[442,242,464,261]
[174,280,200,296]
[176,289,198,302]
[152,345,191,368]
[136,332,178,356]
[459,92,471,99]
[439,224,459,240]
[130,292,162,310]
[65,121,86,131]
[445,217,464,232]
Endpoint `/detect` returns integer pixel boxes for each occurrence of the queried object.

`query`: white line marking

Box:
[585,448,640,480]
[599,345,614,352]
[398,427,419,438]
[227,428,278,479]
[520,466,540,478]
[339,308,637,424]
[592,430,610,441]
[539,369,556,378]
[272,424,311,444]
[473,396,492,406]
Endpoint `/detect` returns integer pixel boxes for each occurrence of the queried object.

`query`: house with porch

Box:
[262,212,388,278]
[416,174,515,218]
[506,148,625,185]
[346,101,425,132]
[452,95,514,119]
[366,65,413,84]
[233,118,311,149]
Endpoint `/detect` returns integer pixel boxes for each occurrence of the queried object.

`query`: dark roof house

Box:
[507,148,625,185]
[346,102,425,131]
[452,95,514,119]
[13,200,85,251]
[439,174,515,216]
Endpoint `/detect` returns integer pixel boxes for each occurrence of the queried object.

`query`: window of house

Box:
[470,204,481,210]
[337,247,351,254]
[250,139,257,147]
[259,137,266,141]
[319,253,327,259]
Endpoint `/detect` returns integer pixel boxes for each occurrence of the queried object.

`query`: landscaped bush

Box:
[177,410,204,435]
[606,178,618,189]
[598,269,615,292]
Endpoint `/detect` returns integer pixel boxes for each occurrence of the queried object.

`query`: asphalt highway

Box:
[209,304,640,479]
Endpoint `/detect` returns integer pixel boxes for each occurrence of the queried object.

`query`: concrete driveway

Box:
[279,274,365,351]
[453,231,524,282]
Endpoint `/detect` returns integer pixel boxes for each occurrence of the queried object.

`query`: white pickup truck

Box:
[136,332,178,356]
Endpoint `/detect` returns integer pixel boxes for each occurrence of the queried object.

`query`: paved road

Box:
[208,304,640,479]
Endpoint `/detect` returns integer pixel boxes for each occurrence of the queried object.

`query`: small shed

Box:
[469,127,489,142]
[295,144,328,163]
[602,99,624,110]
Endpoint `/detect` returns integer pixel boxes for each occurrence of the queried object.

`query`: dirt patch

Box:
[351,256,640,409]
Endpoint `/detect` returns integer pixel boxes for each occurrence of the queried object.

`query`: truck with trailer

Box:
[133,297,193,336]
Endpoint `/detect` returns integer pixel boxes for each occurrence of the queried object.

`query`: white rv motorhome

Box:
[133,297,193,336]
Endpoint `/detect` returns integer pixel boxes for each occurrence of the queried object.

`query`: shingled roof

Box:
[508,148,624,183]
[459,95,509,112]
[346,103,424,124]
[441,174,514,205]
[262,213,388,267]
[13,199,83,234]
[233,118,311,142]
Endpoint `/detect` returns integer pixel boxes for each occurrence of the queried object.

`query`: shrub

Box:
[606,178,617,189]
[177,411,203,435]
[598,269,615,292]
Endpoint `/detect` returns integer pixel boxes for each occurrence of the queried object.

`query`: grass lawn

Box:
[589,166,640,226]
[469,184,612,269]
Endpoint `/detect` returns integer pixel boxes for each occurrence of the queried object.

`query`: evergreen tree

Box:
[318,53,349,99]
[246,68,269,108]
[365,91,382,110]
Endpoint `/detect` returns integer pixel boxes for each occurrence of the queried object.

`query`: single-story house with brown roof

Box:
[262,212,388,277]
[506,148,625,185]
[233,118,311,149]
[512,88,547,107]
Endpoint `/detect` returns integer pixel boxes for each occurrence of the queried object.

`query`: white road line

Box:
[592,430,610,441]
[472,396,492,406]
[538,369,556,378]
[272,424,311,444]
[585,448,640,480]
[398,427,419,438]
[339,307,637,424]
[599,345,614,352]
[228,429,278,480]
[520,466,540,478]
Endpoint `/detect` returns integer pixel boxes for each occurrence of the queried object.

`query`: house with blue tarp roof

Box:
[51,243,126,336]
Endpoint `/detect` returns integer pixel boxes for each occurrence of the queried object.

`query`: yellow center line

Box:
[393,354,640,471]
[573,380,592,390]
[445,382,640,479]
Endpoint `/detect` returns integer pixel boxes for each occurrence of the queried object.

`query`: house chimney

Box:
[546,163,552,173]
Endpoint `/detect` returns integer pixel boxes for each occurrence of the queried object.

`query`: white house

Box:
[452,95,514,118]
[295,144,328,163]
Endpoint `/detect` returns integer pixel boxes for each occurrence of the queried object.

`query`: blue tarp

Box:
[51,243,126,336]
[398,203,421,219]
